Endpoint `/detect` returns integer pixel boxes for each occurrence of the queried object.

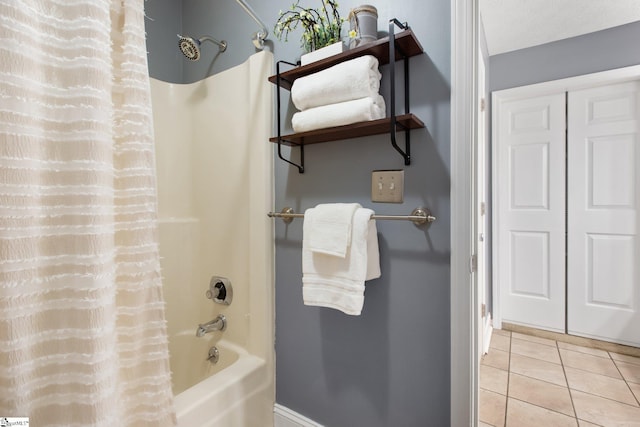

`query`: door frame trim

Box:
[491,64,640,329]
[451,0,477,425]
[493,65,640,101]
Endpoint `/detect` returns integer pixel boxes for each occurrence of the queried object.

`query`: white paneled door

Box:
[496,94,567,332]
[495,77,640,347]
[567,81,640,347]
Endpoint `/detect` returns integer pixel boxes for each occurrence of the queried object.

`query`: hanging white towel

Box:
[306,203,361,258]
[291,55,382,111]
[302,207,381,315]
[291,95,386,133]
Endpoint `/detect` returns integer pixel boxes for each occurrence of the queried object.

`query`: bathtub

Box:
[172,336,271,427]
[169,332,240,396]
[151,50,275,427]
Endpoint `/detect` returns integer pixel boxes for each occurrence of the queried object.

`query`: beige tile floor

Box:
[480,329,640,427]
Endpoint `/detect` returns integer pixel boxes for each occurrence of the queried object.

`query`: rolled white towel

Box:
[291,95,386,133]
[291,55,382,111]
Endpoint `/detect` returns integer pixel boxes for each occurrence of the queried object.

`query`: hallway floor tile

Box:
[480,329,640,427]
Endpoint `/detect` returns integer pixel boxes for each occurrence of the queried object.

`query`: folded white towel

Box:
[307,203,361,258]
[302,207,381,316]
[291,95,386,133]
[291,55,382,111]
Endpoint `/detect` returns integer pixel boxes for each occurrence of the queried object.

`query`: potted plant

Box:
[274,0,348,64]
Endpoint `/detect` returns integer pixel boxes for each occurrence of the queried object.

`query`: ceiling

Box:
[480,0,640,56]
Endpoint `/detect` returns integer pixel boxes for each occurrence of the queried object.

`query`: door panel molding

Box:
[494,93,566,332]
[492,65,640,332]
[567,80,640,347]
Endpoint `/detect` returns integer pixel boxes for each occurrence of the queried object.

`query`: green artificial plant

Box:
[274,0,347,52]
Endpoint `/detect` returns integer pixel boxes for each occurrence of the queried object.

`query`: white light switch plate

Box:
[371,170,404,203]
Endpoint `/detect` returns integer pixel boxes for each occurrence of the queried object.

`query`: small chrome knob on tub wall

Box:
[207,346,219,364]
[206,276,233,305]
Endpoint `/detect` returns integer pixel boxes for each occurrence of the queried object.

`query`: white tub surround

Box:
[151,51,275,427]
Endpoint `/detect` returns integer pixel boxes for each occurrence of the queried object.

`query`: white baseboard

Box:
[483,313,493,355]
[274,404,324,427]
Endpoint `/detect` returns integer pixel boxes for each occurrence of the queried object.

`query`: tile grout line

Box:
[559,363,624,380]
[558,347,628,380]
[481,333,510,427]
[569,387,640,409]
[556,339,579,422]
[561,342,640,421]
[504,331,511,427]
[560,347,640,405]
[494,328,640,425]
[507,335,580,423]
[507,372,566,389]
[607,351,640,408]
[504,396,580,422]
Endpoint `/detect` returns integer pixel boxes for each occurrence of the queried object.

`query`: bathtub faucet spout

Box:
[196,315,226,337]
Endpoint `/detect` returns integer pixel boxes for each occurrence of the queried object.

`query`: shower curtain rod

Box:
[268,207,436,226]
[234,0,268,49]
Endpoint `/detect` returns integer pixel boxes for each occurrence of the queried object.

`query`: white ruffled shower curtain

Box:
[0,1,176,425]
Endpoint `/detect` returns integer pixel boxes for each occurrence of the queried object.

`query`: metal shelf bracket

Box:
[276,60,305,173]
[388,18,411,165]
[272,19,419,172]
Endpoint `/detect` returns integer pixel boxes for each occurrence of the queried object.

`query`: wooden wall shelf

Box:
[268,29,424,90]
[269,114,424,146]
[269,21,425,173]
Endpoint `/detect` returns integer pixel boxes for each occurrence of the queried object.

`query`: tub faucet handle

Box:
[206,276,233,305]
[205,285,221,300]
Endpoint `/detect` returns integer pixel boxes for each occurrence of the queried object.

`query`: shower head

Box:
[178,36,201,61]
[178,35,227,61]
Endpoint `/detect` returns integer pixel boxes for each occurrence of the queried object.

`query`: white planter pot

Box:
[300,41,345,65]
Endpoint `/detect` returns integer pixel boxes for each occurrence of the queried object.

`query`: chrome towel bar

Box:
[267,207,436,227]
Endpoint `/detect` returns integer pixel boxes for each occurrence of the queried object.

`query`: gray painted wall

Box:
[490,21,640,92]
[145,1,451,425]
[144,0,183,83]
